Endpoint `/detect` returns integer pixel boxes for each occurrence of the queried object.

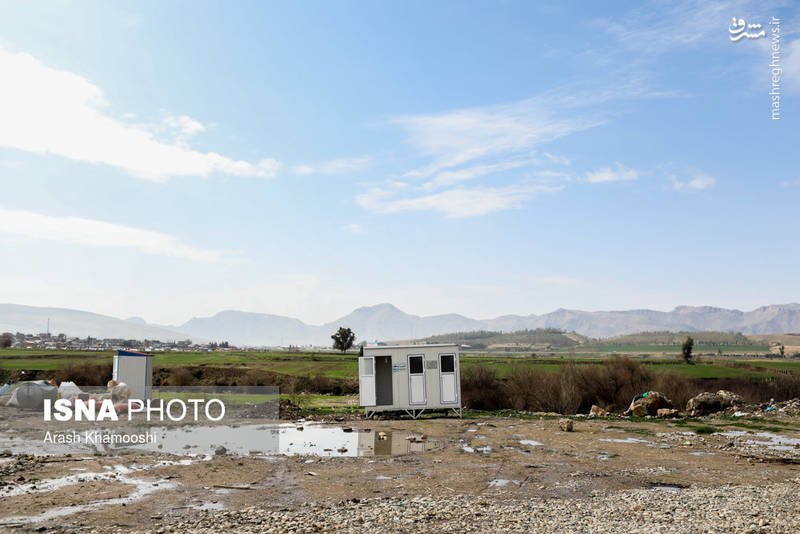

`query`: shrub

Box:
[165,367,195,386]
[54,363,113,386]
[461,365,505,410]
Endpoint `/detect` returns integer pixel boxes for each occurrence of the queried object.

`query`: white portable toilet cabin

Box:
[359,343,461,418]
[112,350,154,401]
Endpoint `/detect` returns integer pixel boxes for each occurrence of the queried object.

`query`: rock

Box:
[625,391,673,417]
[558,418,574,432]
[657,408,679,418]
[687,390,744,416]
[213,446,227,456]
[589,405,608,418]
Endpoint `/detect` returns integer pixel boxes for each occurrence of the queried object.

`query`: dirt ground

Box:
[2,407,800,532]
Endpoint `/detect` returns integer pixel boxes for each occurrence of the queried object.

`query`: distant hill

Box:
[595,331,755,346]
[411,328,587,350]
[0,304,199,342]
[3,302,800,347]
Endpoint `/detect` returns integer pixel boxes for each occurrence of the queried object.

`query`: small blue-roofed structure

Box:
[113,350,154,400]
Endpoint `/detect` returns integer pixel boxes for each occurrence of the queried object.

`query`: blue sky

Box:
[0,0,798,325]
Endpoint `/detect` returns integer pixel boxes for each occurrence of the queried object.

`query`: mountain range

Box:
[2,302,800,347]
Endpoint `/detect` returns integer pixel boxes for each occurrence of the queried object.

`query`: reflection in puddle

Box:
[145,424,443,457]
[0,424,443,458]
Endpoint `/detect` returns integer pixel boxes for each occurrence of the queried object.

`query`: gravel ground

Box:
[99,480,800,534]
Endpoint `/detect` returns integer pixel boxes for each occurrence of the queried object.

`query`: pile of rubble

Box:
[588,390,800,419]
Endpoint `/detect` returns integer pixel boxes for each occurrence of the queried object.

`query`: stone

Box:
[687,390,745,416]
[558,418,573,432]
[589,405,608,418]
[657,408,679,418]
[625,391,673,417]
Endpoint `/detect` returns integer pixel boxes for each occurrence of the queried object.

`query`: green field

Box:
[564,344,770,354]
[2,349,798,381]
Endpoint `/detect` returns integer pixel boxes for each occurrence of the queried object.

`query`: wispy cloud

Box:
[668,171,717,191]
[0,208,232,261]
[291,156,371,176]
[421,158,536,191]
[343,223,365,234]
[356,184,563,218]
[392,98,599,179]
[0,46,279,182]
[585,163,639,183]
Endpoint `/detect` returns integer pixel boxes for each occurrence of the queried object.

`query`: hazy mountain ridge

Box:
[2,302,800,347]
[0,304,200,342]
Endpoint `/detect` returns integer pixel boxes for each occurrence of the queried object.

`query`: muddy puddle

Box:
[0,424,444,458]
[721,431,800,452]
[0,460,188,526]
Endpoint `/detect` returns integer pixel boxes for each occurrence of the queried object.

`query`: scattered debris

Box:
[589,405,608,418]
[687,390,744,417]
[624,391,673,417]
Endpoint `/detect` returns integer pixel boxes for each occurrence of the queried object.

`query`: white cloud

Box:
[161,114,206,146]
[343,223,365,234]
[422,159,534,191]
[780,178,800,187]
[356,184,563,218]
[668,171,717,191]
[0,46,279,181]
[291,156,371,176]
[0,208,231,262]
[542,152,571,166]
[585,163,639,183]
[393,98,600,179]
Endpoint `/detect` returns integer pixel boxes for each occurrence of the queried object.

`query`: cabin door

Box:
[359,357,376,406]
[408,354,426,405]
[439,353,457,404]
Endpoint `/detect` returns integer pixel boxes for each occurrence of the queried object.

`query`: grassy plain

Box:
[2,348,799,381]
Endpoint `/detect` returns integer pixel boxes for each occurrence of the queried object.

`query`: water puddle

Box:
[1,424,443,458]
[721,431,800,452]
[599,437,651,444]
[488,479,518,487]
[651,484,684,492]
[0,460,186,525]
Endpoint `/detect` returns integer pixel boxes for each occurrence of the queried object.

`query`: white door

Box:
[408,355,426,405]
[439,353,457,404]
[359,357,376,406]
